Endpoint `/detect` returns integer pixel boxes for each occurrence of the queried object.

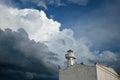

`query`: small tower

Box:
[65,50,76,67]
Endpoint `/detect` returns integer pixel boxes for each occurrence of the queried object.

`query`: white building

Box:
[59,50,120,80]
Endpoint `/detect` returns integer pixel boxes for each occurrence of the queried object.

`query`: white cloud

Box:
[98,51,117,62]
[31,0,47,9]
[0,4,60,42]
[0,0,87,10]
[0,4,118,67]
[20,0,65,9]
[67,0,88,6]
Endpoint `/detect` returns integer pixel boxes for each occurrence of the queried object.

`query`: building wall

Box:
[59,64,97,80]
[96,64,120,80]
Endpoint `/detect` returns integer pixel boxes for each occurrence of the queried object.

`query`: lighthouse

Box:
[65,50,76,67]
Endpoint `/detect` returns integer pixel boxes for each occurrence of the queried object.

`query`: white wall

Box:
[59,64,97,80]
[96,64,120,80]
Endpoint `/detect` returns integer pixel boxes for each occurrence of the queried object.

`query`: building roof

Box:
[96,64,119,77]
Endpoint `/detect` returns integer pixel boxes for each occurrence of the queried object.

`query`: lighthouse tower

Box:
[65,50,76,67]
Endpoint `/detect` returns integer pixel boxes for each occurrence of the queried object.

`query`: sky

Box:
[0,0,120,80]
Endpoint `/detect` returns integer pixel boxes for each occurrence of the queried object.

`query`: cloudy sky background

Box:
[0,0,120,80]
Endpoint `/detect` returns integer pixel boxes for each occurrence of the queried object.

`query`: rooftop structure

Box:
[59,50,120,80]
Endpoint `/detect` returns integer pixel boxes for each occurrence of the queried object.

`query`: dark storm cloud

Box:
[0,28,58,80]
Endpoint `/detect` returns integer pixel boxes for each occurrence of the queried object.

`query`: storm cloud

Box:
[0,28,58,80]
